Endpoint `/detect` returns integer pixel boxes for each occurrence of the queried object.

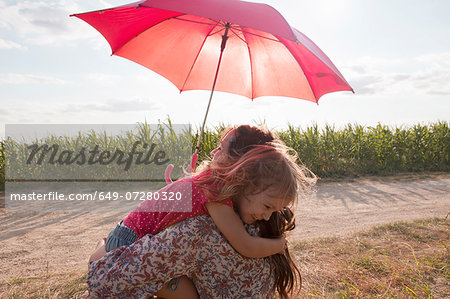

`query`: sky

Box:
[1,0,449,137]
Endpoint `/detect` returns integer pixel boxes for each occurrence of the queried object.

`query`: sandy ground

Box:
[0,173,449,281]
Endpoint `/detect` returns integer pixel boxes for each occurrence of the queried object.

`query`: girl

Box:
[92,125,315,298]
[105,125,287,255]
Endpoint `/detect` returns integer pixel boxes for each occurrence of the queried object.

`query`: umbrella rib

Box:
[111,14,216,55]
[240,29,281,43]
[229,28,248,45]
[180,22,220,92]
[173,16,218,27]
[207,21,233,37]
[240,28,255,99]
[208,26,225,37]
[274,35,318,102]
[111,13,187,55]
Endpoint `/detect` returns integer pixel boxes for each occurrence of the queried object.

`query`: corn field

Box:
[3,121,192,185]
[276,122,449,177]
[194,121,449,177]
[1,121,448,190]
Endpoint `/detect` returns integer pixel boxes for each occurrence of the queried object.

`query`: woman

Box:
[86,125,315,298]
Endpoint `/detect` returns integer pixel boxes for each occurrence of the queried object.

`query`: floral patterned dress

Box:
[87,214,275,298]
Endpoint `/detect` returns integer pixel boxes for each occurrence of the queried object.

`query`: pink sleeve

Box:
[193,184,233,209]
[220,199,233,208]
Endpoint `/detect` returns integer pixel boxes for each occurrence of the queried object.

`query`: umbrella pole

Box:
[195,23,230,155]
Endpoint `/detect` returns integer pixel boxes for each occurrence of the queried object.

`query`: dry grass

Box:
[293,216,449,298]
[1,217,448,298]
[0,271,86,299]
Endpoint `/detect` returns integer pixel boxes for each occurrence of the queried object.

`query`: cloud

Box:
[0,97,160,124]
[0,104,69,124]
[0,38,27,50]
[66,98,161,113]
[342,52,450,97]
[84,73,122,85]
[0,0,102,46]
[408,66,450,95]
[392,74,411,81]
[429,90,450,96]
[415,52,450,67]
[0,73,69,84]
[345,74,383,95]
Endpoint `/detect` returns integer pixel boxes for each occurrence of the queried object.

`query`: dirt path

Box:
[0,173,449,281]
[293,173,450,240]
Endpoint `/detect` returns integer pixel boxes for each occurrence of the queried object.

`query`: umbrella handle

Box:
[169,23,230,185]
[164,153,198,184]
[164,164,174,184]
[195,22,230,154]
[190,153,198,171]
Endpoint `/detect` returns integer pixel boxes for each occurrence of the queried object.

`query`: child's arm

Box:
[205,202,286,258]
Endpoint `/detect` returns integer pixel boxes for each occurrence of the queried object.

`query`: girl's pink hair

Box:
[196,128,315,209]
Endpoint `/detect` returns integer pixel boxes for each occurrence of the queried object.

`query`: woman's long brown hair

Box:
[257,208,301,299]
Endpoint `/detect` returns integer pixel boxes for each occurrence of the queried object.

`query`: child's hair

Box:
[226,124,278,157]
[196,124,316,298]
[196,125,315,208]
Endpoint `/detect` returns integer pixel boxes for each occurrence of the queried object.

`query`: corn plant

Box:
[1,121,448,190]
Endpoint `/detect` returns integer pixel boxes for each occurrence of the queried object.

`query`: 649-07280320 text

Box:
[9,191,183,201]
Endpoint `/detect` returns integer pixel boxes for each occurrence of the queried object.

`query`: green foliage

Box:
[279,121,449,177]
[3,121,191,185]
[1,121,448,190]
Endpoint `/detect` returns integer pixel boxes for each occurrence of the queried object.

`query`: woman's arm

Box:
[205,203,286,258]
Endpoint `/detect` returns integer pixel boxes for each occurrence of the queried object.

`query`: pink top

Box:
[123,172,232,239]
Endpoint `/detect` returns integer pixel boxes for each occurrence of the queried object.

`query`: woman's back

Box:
[88,214,275,298]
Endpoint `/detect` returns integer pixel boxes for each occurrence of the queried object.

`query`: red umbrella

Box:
[71,0,353,176]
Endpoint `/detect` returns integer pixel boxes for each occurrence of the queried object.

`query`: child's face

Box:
[236,188,290,225]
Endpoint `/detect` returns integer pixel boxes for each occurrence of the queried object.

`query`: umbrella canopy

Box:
[72,0,354,181]
[71,0,353,102]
